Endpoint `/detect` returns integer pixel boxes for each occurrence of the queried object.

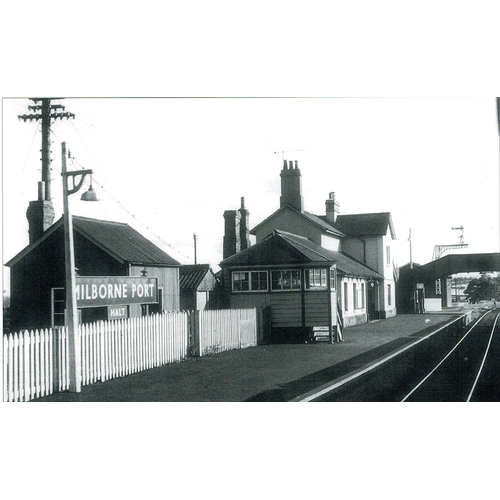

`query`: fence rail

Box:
[4,308,257,402]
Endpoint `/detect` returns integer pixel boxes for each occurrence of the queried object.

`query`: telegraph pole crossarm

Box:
[18,98,75,202]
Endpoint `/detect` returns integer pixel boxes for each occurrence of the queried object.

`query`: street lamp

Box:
[61,141,96,392]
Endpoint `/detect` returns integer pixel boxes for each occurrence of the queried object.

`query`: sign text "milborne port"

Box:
[75,276,158,308]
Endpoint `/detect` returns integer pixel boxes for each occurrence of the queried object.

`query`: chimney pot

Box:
[223,210,241,259]
[280,159,303,212]
[325,192,340,223]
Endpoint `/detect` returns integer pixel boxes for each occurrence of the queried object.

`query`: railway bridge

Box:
[397,252,500,312]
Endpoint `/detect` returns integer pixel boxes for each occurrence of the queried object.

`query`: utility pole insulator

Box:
[18,98,75,201]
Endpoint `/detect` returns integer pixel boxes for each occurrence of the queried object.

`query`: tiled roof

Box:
[73,217,180,266]
[332,251,382,278]
[302,211,345,237]
[6,216,180,267]
[333,212,396,239]
[179,264,211,289]
[278,231,382,278]
[221,230,382,279]
[250,205,345,238]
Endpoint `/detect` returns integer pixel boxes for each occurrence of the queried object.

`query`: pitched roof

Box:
[250,205,345,238]
[303,211,345,237]
[5,216,180,268]
[72,217,180,266]
[179,264,212,289]
[221,230,382,279]
[333,212,396,239]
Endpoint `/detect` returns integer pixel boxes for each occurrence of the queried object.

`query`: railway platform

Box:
[33,312,472,402]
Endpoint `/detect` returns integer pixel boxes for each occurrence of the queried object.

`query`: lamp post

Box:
[61,142,95,392]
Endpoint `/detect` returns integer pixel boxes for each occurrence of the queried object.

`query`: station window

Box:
[330,269,336,290]
[250,271,268,291]
[353,282,364,310]
[388,284,392,306]
[232,271,268,292]
[271,270,301,291]
[51,288,66,327]
[306,269,328,289]
[344,282,349,311]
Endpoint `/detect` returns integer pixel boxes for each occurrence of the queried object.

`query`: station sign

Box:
[75,276,158,308]
[108,306,129,320]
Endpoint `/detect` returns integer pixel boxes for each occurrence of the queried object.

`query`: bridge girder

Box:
[414,253,500,283]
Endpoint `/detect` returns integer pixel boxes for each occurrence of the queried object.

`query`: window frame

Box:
[305,268,328,290]
[231,270,269,293]
[51,287,66,327]
[271,269,302,292]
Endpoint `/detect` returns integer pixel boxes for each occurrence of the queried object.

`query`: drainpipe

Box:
[359,237,367,263]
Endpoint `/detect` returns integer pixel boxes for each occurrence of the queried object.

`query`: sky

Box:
[2,97,499,293]
[2,1,500,490]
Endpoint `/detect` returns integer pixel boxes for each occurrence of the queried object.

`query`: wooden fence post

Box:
[52,328,60,394]
[189,311,201,357]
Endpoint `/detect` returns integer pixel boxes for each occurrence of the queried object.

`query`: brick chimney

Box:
[26,181,55,244]
[223,210,241,259]
[325,192,340,223]
[238,197,251,251]
[280,160,303,212]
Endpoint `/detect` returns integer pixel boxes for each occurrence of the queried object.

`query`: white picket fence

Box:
[197,308,257,355]
[3,308,257,402]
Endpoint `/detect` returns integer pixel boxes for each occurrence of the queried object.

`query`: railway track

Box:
[402,309,500,402]
[313,309,500,402]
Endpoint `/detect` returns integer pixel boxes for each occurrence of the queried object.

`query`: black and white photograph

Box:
[3,96,500,403]
[2,2,500,499]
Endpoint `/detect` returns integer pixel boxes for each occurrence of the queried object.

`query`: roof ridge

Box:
[274,229,311,241]
[277,231,337,261]
[336,211,391,217]
[72,215,130,227]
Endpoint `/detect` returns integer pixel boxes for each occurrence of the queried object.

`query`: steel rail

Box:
[293,314,468,402]
[401,310,494,402]
[466,311,500,402]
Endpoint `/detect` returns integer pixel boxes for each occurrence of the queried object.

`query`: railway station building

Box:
[6,215,181,332]
[220,160,397,343]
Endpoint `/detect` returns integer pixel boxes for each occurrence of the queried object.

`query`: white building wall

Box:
[379,233,397,318]
[340,276,368,326]
[320,234,340,251]
[341,233,397,319]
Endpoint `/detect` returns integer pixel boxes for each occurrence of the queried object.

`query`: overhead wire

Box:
[61,119,194,263]
[20,122,40,175]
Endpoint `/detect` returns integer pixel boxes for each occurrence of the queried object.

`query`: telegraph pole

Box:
[408,228,413,269]
[193,233,198,265]
[18,98,75,201]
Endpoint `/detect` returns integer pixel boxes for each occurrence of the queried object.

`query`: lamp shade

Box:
[80,184,98,202]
